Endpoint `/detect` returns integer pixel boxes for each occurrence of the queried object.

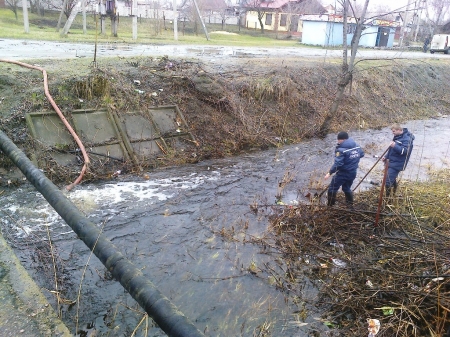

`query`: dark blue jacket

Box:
[329,138,364,175]
[386,128,414,171]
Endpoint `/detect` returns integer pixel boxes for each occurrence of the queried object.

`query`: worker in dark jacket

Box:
[382,123,414,197]
[324,132,365,206]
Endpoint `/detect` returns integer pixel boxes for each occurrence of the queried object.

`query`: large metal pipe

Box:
[0,130,204,337]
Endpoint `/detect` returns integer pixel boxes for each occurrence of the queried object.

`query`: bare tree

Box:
[241,0,269,33]
[43,0,84,19]
[428,0,450,28]
[5,0,20,20]
[6,0,46,21]
[319,0,371,136]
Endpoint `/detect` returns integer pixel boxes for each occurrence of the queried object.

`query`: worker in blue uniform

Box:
[382,123,414,197]
[324,132,365,206]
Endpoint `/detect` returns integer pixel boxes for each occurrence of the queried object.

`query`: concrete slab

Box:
[26,105,197,168]
[72,109,129,161]
[115,112,163,162]
[25,112,76,166]
[25,113,73,147]
[150,106,180,135]
[0,233,71,337]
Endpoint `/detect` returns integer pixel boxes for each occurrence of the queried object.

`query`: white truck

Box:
[429,34,450,54]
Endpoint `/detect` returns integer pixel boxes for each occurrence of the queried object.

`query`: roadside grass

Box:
[0,8,303,48]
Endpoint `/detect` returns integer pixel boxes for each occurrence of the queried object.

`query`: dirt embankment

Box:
[1,56,449,186]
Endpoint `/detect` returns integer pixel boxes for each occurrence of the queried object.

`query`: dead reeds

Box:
[252,170,450,336]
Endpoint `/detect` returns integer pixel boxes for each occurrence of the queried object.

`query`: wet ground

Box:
[0,116,449,336]
[0,38,445,62]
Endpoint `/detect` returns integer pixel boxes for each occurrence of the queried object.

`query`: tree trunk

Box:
[56,0,68,32]
[258,17,264,34]
[318,0,370,137]
[61,0,81,36]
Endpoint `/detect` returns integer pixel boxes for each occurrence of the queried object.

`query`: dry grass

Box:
[249,169,450,336]
[2,57,450,189]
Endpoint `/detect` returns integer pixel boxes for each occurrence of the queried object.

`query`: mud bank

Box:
[1,55,450,186]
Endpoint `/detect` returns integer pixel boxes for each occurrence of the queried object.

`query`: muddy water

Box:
[1,116,449,336]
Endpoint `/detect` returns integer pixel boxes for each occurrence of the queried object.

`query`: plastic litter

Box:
[331,258,347,268]
[367,318,380,336]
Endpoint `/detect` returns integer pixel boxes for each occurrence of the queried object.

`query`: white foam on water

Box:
[2,171,221,237]
[70,172,219,205]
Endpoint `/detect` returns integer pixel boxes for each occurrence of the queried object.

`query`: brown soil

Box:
[1,55,450,187]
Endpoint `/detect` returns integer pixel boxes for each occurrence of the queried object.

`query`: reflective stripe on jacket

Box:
[329,138,364,176]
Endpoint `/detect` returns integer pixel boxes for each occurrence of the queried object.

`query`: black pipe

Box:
[0,130,204,337]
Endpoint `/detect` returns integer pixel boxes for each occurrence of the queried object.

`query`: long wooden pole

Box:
[352,146,390,192]
[375,159,389,227]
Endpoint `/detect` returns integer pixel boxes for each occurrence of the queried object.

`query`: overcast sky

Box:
[368,0,411,11]
[324,0,412,13]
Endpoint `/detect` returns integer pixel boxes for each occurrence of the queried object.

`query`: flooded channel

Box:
[1,117,449,336]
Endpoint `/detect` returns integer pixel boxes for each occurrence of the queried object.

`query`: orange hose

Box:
[0,59,90,190]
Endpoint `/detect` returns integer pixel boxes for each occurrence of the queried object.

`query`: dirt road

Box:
[0,38,444,61]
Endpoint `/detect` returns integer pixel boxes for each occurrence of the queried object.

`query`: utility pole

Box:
[173,0,178,41]
[399,0,414,47]
[82,0,87,34]
[414,0,425,41]
[22,0,29,33]
[423,0,433,36]
[192,0,209,40]
[132,0,137,40]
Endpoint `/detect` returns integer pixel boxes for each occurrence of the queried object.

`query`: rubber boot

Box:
[386,181,397,197]
[344,192,354,208]
[393,181,398,195]
[327,191,337,206]
[385,186,395,205]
